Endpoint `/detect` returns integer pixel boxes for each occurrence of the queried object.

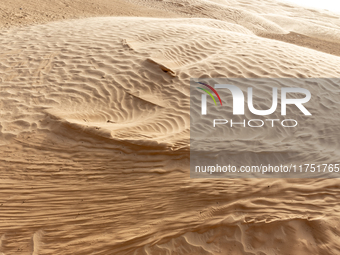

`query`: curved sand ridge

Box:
[1,17,340,254]
[1,17,340,147]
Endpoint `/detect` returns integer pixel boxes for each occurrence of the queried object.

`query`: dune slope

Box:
[0,1,340,255]
[1,16,340,254]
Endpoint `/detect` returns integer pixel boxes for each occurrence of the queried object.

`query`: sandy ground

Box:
[0,0,181,28]
[1,0,340,254]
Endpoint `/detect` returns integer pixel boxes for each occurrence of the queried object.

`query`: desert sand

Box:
[0,0,340,254]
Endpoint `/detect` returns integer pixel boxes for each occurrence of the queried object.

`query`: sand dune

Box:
[1,0,340,254]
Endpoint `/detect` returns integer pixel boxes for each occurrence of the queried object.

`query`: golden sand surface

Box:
[1,0,340,254]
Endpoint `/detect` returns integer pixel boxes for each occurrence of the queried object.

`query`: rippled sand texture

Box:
[1,0,340,254]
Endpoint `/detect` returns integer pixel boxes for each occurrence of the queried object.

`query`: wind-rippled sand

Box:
[1,0,340,254]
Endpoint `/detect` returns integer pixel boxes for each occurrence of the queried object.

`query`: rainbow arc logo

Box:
[196,82,222,106]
